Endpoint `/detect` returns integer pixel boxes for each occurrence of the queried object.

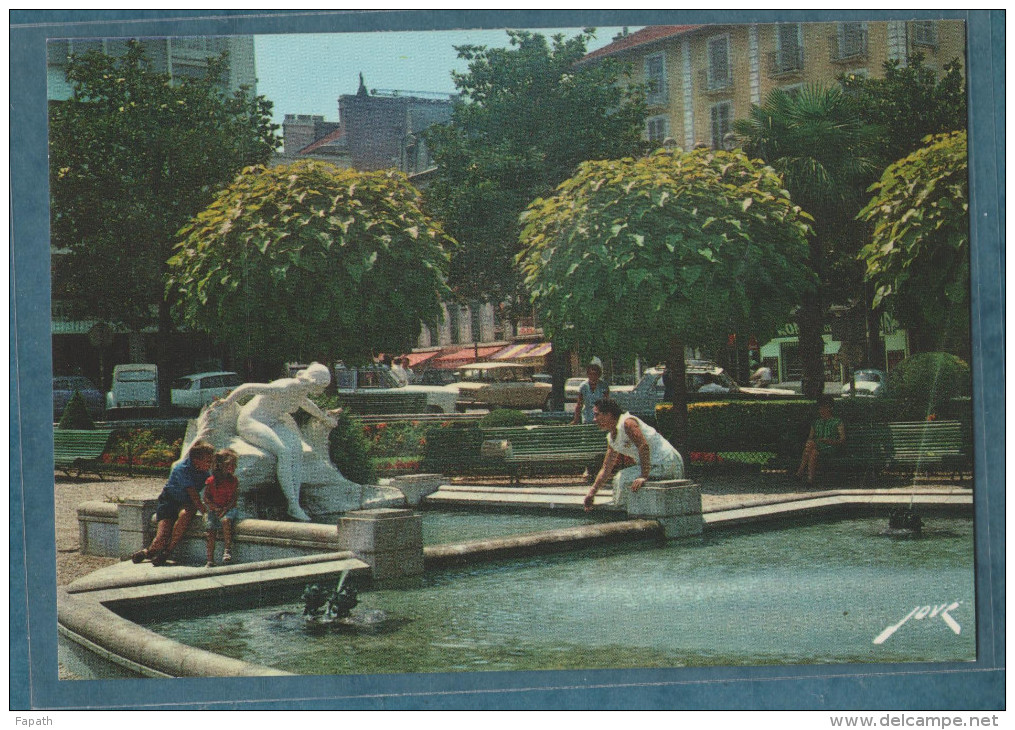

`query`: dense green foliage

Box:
[517,147,815,361]
[166,160,454,366]
[319,406,376,484]
[50,42,278,331]
[735,84,879,398]
[424,29,648,303]
[841,54,967,165]
[58,391,96,430]
[888,352,971,420]
[857,132,969,355]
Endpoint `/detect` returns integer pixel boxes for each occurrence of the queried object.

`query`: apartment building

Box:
[47,35,257,100]
[583,20,965,151]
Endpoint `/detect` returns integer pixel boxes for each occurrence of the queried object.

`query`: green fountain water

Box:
[146,515,975,675]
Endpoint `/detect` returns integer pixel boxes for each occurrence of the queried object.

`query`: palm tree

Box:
[735,84,878,399]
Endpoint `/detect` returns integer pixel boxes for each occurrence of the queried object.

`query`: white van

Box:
[106,364,159,410]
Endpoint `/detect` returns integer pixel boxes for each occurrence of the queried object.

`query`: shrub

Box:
[479,409,531,428]
[420,423,485,473]
[105,429,183,469]
[58,391,94,430]
[326,409,376,484]
[889,353,971,420]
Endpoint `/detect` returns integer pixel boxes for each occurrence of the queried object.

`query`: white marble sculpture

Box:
[176,363,404,521]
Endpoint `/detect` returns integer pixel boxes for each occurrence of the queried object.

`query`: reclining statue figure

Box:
[176,362,404,521]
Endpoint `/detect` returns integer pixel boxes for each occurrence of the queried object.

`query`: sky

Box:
[253,27,632,125]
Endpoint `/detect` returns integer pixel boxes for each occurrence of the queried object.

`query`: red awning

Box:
[430,345,504,369]
[405,350,441,368]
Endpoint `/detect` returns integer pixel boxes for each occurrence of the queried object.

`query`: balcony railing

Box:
[828,29,868,63]
[767,46,804,77]
[698,67,733,94]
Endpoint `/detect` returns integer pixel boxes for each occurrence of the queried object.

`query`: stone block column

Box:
[625,479,703,538]
[116,498,160,559]
[336,508,423,580]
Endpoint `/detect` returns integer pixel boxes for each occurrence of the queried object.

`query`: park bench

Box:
[337,391,428,415]
[480,424,606,484]
[818,419,969,484]
[885,420,970,480]
[53,428,114,480]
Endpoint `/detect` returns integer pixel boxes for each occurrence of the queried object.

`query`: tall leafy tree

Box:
[50,41,278,397]
[424,29,648,306]
[857,131,969,357]
[841,53,967,165]
[735,84,878,398]
[166,160,454,369]
[517,147,815,451]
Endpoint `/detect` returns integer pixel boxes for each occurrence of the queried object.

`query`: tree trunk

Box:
[155,296,175,416]
[663,336,688,461]
[548,341,567,412]
[798,290,826,400]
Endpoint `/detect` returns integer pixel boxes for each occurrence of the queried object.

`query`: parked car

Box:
[840,368,889,397]
[171,371,244,410]
[564,377,586,403]
[334,363,459,413]
[454,362,552,411]
[53,376,105,421]
[106,363,159,411]
[612,361,797,415]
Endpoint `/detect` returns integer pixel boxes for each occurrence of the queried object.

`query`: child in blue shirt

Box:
[131,439,215,566]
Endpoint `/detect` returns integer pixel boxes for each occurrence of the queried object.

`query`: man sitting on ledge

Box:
[584,397,684,512]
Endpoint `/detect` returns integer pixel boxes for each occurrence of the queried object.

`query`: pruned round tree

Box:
[166,160,454,367]
[517,147,815,448]
[857,131,969,357]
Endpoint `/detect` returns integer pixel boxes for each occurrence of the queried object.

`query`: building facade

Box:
[583,20,965,151]
[47,35,257,101]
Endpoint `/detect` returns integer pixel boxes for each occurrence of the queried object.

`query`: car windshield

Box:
[117,370,155,382]
[171,378,193,390]
[854,372,882,383]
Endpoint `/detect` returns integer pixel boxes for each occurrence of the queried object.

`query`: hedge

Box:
[655,397,973,458]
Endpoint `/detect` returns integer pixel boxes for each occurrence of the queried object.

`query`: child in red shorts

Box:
[203,448,239,567]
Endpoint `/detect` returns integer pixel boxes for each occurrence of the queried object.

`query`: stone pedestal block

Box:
[117,499,160,559]
[389,474,444,507]
[626,479,703,538]
[336,508,424,580]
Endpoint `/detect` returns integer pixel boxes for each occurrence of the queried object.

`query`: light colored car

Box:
[565,377,586,403]
[454,362,552,411]
[334,364,459,413]
[841,368,889,397]
[106,363,159,410]
[171,371,244,410]
[53,376,105,421]
[612,362,797,415]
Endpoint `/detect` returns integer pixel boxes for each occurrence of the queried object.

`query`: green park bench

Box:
[53,429,115,480]
[817,419,969,484]
[419,423,606,483]
[885,420,970,480]
[337,391,428,415]
[480,424,606,484]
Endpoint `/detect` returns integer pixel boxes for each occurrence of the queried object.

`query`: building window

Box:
[646,115,669,144]
[911,21,938,48]
[833,22,868,61]
[706,35,732,91]
[771,23,804,75]
[644,53,668,105]
[710,101,733,149]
